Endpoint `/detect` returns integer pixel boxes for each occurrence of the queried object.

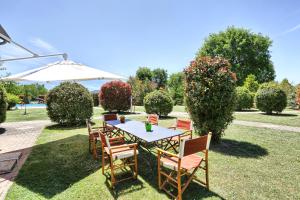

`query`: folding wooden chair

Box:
[100,132,138,187]
[157,132,212,200]
[167,119,193,152]
[102,113,118,130]
[86,119,104,159]
[147,114,159,125]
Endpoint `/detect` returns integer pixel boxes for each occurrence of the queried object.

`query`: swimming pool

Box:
[16,104,47,109]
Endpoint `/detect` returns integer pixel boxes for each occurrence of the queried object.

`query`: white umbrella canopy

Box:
[2,60,126,82]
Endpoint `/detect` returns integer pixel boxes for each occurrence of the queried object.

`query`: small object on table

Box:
[145,122,152,132]
[119,115,125,123]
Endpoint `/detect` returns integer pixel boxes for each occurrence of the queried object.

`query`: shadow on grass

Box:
[236,109,259,112]
[260,113,298,117]
[11,134,100,199]
[11,124,224,199]
[105,176,145,199]
[135,147,224,199]
[211,139,268,158]
[0,127,6,134]
[46,123,86,130]
[159,116,177,119]
[101,111,140,115]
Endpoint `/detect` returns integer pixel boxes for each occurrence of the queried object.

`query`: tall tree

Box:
[127,76,155,106]
[168,72,184,105]
[136,67,152,81]
[198,26,275,85]
[152,68,168,89]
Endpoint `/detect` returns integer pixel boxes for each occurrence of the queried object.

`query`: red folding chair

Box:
[100,132,138,187]
[147,114,159,125]
[167,119,193,151]
[157,132,212,200]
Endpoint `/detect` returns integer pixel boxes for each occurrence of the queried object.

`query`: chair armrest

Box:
[110,143,138,150]
[156,148,178,158]
[92,126,105,130]
[168,126,176,130]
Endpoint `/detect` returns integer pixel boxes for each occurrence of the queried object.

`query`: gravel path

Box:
[0,120,51,200]
[233,120,300,132]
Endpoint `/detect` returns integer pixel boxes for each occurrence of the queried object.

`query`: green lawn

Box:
[6,108,49,122]
[6,117,300,199]
[234,110,300,127]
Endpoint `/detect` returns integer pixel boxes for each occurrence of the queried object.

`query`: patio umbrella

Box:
[2,60,126,82]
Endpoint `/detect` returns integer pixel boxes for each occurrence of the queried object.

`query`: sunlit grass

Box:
[6,116,300,199]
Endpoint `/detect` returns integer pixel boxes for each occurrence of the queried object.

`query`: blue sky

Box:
[1,0,300,90]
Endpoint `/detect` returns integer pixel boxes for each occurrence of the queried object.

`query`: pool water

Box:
[16,104,47,109]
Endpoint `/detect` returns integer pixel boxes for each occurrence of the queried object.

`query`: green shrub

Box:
[46,82,93,126]
[243,74,259,93]
[7,93,20,110]
[0,86,7,123]
[255,82,287,114]
[144,90,173,116]
[99,81,132,112]
[235,87,253,111]
[184,56,237,143]
[91,92,99,106]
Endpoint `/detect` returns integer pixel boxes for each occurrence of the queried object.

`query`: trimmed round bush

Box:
[255,82,287,114]
[7,93,20,110]
[46,82,93,125]
[184,56,237,143]
[0,86,7,123]
[144,90,173,116]
[235,87,253,111]
[99,81,132,112]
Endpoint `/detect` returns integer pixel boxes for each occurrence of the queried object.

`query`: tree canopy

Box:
[136,67,152,81]
[168,72,184,105]
[152,68,168,89]
[198,26,275,85]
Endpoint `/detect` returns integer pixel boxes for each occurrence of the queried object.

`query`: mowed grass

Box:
[6,108,49,122]
[234,110,300,127]
[6,117,300,200]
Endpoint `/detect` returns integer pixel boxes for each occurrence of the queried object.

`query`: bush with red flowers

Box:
[99,81,132,112]
[184,56,237,143]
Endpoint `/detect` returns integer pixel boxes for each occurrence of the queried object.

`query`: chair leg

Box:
[134,154,138,179]
[102,149,105,175]
[205,159,209,190]
[177,170,182,200]
[110,158,116,187]
[158,158,161,190]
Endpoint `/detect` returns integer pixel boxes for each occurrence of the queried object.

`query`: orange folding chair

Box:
[100,132,138,187]
[167,119,193,151]
[103,113,118,130]
[157,132,212,200]
[147,114,159,125]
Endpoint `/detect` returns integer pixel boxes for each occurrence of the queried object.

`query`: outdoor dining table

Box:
[105,119,183,153]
